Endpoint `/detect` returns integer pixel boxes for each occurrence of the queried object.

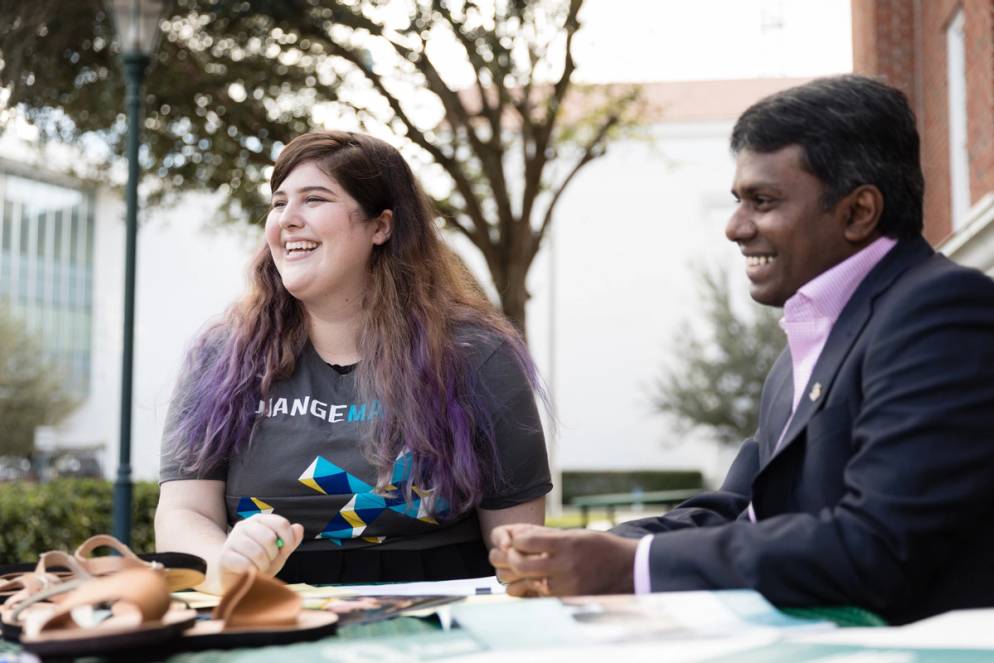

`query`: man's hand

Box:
[216,513,305,592]
[489,524,639,597]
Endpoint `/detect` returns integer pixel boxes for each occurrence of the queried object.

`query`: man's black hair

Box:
[730,74,924,239]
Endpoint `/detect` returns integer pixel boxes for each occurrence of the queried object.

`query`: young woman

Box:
[155,131,550,593]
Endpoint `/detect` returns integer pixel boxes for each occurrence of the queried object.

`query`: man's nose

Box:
[725,206,754,243]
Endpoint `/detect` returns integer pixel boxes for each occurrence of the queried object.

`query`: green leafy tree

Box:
[0,0,643,332]
[654,267,784,446]
[0,307,77,457]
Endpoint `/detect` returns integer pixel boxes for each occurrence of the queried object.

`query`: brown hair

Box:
[177,131,538,515]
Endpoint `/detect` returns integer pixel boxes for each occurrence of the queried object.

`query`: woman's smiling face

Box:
[265,161,389,307]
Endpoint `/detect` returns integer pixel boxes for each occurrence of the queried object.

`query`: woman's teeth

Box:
[286,240,319,254]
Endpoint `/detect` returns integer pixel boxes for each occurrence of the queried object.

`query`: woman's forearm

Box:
[477,496,547,550]
[155,507,228,593]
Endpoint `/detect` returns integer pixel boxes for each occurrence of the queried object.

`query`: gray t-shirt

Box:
[160,333,551,553]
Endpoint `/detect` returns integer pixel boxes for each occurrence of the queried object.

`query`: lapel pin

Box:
[809,382,822,402]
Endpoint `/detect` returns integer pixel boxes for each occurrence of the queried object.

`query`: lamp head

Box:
[108,0,171,56]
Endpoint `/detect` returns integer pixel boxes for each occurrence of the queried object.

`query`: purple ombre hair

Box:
[170,131,543,517]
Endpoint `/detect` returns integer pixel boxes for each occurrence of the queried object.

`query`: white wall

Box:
[451,120,763,487]
[57,192,261,480]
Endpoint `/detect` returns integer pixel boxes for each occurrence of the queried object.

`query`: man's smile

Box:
[745,255,777,267]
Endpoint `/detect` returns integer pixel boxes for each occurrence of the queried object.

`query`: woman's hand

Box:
[217,514,305,591]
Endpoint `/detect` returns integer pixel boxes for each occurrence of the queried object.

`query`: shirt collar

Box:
[783,235,898,324]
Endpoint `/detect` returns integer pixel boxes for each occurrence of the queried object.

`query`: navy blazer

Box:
[613,236,994,624]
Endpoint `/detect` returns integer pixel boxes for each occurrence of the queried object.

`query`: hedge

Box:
[0,479,159,565]
[0,474,707,563]
[561,470,703,504]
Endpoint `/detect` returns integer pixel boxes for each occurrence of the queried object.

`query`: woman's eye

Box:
[271,200,286,209]
[305,196,327,204]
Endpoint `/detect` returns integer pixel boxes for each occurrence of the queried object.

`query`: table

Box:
[0,598,886,662]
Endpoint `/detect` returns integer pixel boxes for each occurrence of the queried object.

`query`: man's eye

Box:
[754,196,775,208]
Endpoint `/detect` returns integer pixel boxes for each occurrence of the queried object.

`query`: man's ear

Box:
[371,210,393,246]
[841,185,884,244]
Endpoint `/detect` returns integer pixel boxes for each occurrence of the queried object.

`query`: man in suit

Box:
[490,75,994,625]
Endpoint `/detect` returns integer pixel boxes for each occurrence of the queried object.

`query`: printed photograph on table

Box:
[322,594,462,626]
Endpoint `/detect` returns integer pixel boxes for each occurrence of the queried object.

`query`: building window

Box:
[947,8,970,230]
[0,167,95,397]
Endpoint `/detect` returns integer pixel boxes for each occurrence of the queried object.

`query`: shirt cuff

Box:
[633,534,654,594]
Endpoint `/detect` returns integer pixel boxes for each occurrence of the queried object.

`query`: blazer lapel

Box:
[757,236,934,473]
[758,352,793,467]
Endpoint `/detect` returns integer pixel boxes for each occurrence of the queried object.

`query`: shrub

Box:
[0,307,78,457]
[0,479,159,564]
[654,266,783,446]
[561,470,703,504]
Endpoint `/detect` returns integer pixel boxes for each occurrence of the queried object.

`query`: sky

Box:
[573,0,852,83]
[2,0,853,160]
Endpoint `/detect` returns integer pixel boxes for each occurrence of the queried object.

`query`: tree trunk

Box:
[498,263,530,341]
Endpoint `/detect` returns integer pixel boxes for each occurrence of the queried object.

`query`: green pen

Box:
[275,537,284,549]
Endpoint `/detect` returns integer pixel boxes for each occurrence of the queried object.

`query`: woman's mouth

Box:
[285,240,319,258]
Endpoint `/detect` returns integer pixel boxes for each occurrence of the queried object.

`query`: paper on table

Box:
[172,589,221,609]
[295,575,506,599]
[793,608,994,650]
[452,590,832,651]
[443,633,782,663]
[175,575,506,610]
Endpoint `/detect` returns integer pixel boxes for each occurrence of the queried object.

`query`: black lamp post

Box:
[108,0,169,545]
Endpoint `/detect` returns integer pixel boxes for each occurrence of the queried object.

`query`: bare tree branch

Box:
[531,113,621,258]
[0,0,645,332]
[519,0,582,226]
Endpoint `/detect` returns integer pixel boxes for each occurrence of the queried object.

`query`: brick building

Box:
[852,0,994,273]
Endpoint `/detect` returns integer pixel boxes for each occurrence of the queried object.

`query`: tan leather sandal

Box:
[74,534,206,591]
[177,566,338,651]
[0,534,206,593]
[19,567,197,658]
[0,550,92,641]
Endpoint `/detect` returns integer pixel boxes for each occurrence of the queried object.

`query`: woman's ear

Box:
[372,210,393,245]
[842,184,884,244]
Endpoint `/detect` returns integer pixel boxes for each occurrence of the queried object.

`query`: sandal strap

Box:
[212,567,299,629]
[9,577,86,623]
[3,552,93,612]
[1,572,58,611]
[75,535,139,561]
[74,535,160,576]
[27,569,170,637]
[36,550,91,579]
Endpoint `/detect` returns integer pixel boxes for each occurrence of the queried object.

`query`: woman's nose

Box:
[278,203,304,229]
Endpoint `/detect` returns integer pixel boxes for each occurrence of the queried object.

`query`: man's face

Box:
[727,146,855,307]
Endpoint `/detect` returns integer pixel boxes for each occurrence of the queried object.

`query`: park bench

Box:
[569,488,703,527]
